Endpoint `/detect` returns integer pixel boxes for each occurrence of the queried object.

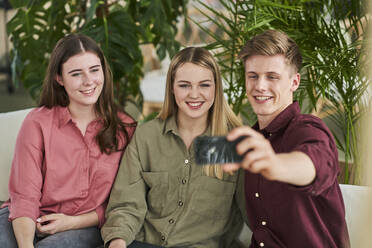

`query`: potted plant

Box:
[193,0,370,184]
[6,0,188,111]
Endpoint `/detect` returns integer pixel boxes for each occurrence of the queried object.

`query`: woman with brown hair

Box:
[0,33,136,247]
[102,47,243,248]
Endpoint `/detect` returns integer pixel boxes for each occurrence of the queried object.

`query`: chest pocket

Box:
[141,171,169,215]
[95,161,120,188]
[191,176,235,220]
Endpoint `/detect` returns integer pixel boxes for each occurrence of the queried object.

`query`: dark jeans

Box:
[97,241,163,248]
[0,207,103,248]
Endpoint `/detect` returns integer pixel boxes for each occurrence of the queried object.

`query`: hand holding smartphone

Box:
[194,135,248,165]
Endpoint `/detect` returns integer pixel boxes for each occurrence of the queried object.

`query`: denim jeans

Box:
[0,207,103,248]
[97,241,163,248]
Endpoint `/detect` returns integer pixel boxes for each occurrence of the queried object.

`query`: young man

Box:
[223,30,350,247]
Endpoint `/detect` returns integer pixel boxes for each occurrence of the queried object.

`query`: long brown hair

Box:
[159,47,242,178]
[39,33,136,154]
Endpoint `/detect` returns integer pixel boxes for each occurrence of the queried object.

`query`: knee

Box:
[0,224,18,248]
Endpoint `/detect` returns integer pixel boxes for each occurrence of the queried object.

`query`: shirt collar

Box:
[57,106,103,129]
[163,115,212,136]
[57,106,73,128]
[253,101,300,134]
[163,115,178,135]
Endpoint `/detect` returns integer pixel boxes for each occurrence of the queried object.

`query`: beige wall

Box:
[0,8,16,59]
[357,107,372,247]
[357,2,372,247]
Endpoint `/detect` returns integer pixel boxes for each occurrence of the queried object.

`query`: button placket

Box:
[81,150,90,196]
[181,157,189,184]
[178,157,189,215]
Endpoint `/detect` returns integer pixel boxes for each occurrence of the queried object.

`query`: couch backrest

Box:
[0,108,33,201]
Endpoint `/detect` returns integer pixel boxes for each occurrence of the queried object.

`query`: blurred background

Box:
[0,0,35,111]
[0,1,371,179]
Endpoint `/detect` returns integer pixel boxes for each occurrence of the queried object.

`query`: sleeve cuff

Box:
[96,203,107,228]
[290,146,338,196]
[8,195,40,222]
[103,232,134,248]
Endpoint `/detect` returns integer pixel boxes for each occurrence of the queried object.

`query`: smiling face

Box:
[245,54,300,128]
[56,51,104,111]
[173,62,215,124]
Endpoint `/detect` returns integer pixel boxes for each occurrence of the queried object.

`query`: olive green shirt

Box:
[102,116,243,248]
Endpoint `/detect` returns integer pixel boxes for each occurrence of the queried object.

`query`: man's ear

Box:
[56,75,63,86]
[290,73,300,92]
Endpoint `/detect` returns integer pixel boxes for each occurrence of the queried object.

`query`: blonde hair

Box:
[159,47,241,179]
[239,29,302,74]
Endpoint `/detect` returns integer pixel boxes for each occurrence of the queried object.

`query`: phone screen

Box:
[194,135,247,165]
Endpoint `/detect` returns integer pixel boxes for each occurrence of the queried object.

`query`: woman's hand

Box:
[109,238,127,248]
[36,213,74,235]
[36,210,99,236]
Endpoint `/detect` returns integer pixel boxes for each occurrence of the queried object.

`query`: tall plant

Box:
[194,0,370,184]
[7,0,187,109]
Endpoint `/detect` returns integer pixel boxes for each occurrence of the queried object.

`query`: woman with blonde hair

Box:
[101,47,243,248]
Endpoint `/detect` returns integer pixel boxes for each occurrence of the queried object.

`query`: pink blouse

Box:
[2,106,135,227]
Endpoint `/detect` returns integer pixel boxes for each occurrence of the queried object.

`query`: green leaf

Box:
[9,0,28,8]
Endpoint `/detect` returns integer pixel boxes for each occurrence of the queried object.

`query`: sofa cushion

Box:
[0,108,33,201]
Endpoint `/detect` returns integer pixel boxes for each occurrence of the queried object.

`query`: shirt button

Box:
[161,235,166,241]
[269,133,272,137]
[262,221,267,226]
[260,242,265,247]
[255,193,259,198]
[182,179,187,184]
[178,201,184,206]
[169,219,175,224]
[185,159,189,164]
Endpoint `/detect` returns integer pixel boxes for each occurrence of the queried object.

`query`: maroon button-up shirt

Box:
[245,102,350,248]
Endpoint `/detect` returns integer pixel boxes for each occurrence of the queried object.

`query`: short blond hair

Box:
[239,29,302,73]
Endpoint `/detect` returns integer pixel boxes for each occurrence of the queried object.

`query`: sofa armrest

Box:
[339,184,371,247]
[0,108,33,202]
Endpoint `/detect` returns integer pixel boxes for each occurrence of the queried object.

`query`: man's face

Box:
[244,54,300,128]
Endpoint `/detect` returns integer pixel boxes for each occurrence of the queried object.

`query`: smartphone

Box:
[194,135,248,165]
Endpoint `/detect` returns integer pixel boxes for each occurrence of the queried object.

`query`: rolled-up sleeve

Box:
[8,115,44,222]
[101,131,147,247]
[96,202,107,228]
[290,121,339,195]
